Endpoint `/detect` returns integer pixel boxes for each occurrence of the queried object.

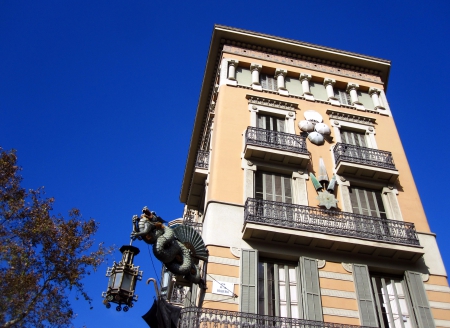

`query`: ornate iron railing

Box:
[246,127,308,154]
[195,150,209,169]
[333,142,396,170]
[244,198,419,246]
[179,307,373,328]
[184,221,203,235]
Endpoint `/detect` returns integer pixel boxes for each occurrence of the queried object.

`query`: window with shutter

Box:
[405,271,435,328]
[300,257,323,321]
[358,90,375,109]
[236,67,252,86]
[255,171,292,204]
[285,76,302,96]
[240,249,258,313]
[310,81,328,101]
[257,114,285,132]
[340,130,367,147]
[335,89,352,105]
[258,259,302,319]
[261,74,278,91]
[349,186,387,219]
[353,264,379,327]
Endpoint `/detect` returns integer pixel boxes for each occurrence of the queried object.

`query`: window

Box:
[241,250,323,321]
[261,73,278,91]
[371,274,414,328]
[285,76,302,96]
[255,171,292,203]
[349,186,387,219]
[309,81,328,101]
[236,67,252,86]
[353,265,435,328]
[257,113,285,132]
[258,260,301,318]
[334,89,352,105]
[340,129,367,147]
[358,90,374,110]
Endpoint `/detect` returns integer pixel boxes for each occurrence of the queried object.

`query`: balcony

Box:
[179,307,367,328]
[333,143,398,183]
[186,151,209,208]
[244,127,309,168]
[243,198,423,262]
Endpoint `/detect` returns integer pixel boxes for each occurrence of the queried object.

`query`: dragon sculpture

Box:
[131,207,207,285]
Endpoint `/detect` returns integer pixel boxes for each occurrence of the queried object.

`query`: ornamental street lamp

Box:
[102,245,143,312]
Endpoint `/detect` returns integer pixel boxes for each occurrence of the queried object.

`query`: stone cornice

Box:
[246,94,298,110]
[326,109,376,125]
[223,43,383,84]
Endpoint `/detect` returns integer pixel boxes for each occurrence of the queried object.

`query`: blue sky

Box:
[1,1,449,327]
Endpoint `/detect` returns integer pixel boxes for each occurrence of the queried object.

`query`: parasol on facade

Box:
[308,131,324,145]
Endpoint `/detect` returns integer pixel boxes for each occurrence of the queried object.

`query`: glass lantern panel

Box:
[122,273,133,291]
[108,274,114,288]
[113,272,123,289]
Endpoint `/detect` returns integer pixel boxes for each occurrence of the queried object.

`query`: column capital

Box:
[250,63,262,72]
[299,73,312,82]
[323,78,336,86]
[275,68,287,78]
[346,82,359,92]
[228,59,239,67]
[368,87,381,96]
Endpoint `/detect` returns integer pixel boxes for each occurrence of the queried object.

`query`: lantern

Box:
[102,245,143,312]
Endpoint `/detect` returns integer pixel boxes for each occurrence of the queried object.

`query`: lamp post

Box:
[102,245,143,312]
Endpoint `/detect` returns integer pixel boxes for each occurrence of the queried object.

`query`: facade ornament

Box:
[250,63,262,87]
[230,247,241,258]
[250,63,262,72]
[339,175,346,182]
[275,68,287,91]
[368,127,374,132]
[342,263,353,273]
[227,60,239,80]
[317,260,326,269]
[288,111,294,117]
[247,160,254,166]
[310,159,338,209]
[422,273,429,282]
[368,87,386,110]
[334,120,340,126]
[346,83,362,106]
[299,110,331,146]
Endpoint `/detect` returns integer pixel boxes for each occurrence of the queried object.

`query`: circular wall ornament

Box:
[342,263,353,273]
[247,160,254,167]
[317,260,326,269]
[230,247,241,258]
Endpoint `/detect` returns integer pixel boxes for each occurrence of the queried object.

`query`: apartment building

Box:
[169,25,449,328]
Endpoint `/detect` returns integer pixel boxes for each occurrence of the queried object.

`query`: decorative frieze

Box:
[246,94,298,110]
[326,109,376,125]
[222,43,383,84]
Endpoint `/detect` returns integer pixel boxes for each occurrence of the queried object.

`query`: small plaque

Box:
[212,281,234,296]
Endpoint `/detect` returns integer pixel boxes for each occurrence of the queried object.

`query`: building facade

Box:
[171,25,449,327]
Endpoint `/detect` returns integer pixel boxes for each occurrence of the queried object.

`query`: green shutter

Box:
[300,257,323,321]
[405,271,436,328]
[240,249,258,313]
[357,91,374,109]
[353,264,379,327]
[310,82,328,100]
[285,77,302,96]
[236,67,252,86]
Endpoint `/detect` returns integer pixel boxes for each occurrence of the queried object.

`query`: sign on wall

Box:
[212,281,234,296]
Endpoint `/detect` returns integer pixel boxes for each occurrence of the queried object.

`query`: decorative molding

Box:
[422,273,429,282]
[222,44,383,84]
[368,87,381,96]
[319,271,354,281]
[317,260,326,269]
[275,68,287,78]
[326,109,376,125]
[341,263,353,273]
[228,59,239,67]
[322,307,359,318]
[323,78,336,86]
[246,94,298,110]
[209,256,240,267]
[321,289,356,299]
[430,301,450,310]
[206,274,239,284]
[230,247,241,258]
[250,63,262,72]
[346,83,359,92]
[204,293,238,304]
[424,284,450,293]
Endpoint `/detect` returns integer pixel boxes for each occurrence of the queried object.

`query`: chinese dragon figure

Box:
[131,207,207,285]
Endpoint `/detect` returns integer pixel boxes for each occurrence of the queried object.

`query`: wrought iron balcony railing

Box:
[179,307,372,328]
[333,142,396,170]
[245,126,308,154]
[195,150,209,169]
[244,198,419,246]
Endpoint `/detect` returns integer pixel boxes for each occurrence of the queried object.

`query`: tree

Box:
[0,148,112,328]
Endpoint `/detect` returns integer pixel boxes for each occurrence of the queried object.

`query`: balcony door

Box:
[257,114,285,132]
[340,129,367,147]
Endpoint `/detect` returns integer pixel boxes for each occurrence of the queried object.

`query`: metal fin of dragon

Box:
[130,207,208,285]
